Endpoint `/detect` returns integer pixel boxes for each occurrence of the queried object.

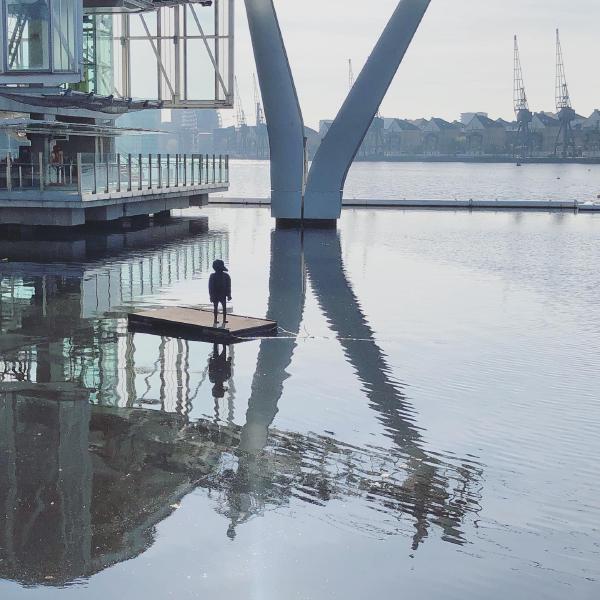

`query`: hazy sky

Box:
[226,0,600,130]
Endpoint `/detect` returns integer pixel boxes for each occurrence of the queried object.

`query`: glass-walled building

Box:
[0,0,234,165]
[1,0,233,101]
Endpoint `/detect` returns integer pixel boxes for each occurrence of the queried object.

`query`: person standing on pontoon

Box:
[209,259,232,324]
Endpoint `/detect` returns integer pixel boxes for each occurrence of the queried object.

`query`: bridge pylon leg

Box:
[245,0,431,226]
[303,0,432,223]
[244,0,306,222]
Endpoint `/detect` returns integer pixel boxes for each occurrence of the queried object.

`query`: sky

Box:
[226,0,600,130]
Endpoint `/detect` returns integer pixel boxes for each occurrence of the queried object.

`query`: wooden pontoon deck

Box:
[128,307,277,342]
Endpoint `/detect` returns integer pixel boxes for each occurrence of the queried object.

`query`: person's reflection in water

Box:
[209,343,232,421]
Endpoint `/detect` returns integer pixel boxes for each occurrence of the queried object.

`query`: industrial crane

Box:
[253,74,265,127]
[554,29,577,158]
[234,76,247,128]
[234,76,249,155]
[513,35,533,160]
[253,74,269,158]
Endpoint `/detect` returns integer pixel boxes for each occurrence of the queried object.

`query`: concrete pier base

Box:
[189,193,209,207]
[0,183,226,227]
[0,206,86,226]
[276,218,337,229]
[84,196,189,223]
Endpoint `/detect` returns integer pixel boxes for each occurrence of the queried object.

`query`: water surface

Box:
[215,159,600,202]
[0,207,599,599]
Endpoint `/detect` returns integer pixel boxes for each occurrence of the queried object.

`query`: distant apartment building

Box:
[464,114,508,155]
[210,108,600,161]
[357,117,385,158]
[422,118,464,155]
[213,123,319,160]
[460,112,488,125]
[582,110,600,155]
[530,112,561,154]
[213,124,269,159]
[384,119,422,155]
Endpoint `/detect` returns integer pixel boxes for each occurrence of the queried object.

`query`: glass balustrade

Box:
[0,152,229,195]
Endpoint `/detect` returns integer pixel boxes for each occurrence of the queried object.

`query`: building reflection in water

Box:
[0,220,482,587]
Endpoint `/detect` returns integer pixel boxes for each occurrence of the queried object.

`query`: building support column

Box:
[244,0,306,221]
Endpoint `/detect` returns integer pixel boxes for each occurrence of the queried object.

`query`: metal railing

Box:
[0,152,229,196]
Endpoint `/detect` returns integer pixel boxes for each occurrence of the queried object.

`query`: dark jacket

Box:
[209,271,231,302]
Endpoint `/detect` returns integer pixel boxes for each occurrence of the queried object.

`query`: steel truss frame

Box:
[114,0,233,108]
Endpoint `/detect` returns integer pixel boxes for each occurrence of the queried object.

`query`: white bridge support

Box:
[244,0,305,221]
[303,0,432,222]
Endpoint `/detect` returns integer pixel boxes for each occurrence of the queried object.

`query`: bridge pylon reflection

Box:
[0,217,482,587]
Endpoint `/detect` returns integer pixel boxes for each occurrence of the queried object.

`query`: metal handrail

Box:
[0,152,230,194]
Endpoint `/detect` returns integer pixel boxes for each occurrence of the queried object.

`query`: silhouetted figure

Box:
[50,144,64,184]
[18,145,32,166]
[209,259,232,324]
[209,343,232,399]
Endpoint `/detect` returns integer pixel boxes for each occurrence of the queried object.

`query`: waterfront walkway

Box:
[0,153,229,226]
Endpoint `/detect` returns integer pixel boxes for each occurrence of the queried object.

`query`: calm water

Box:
[1,207,599,599]
[215,159,600,202]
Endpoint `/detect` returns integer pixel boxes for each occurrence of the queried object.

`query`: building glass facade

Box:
[6,0,51,71]
[51,0,77,71]
[0,0,82,81]
[72,13,113,95]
